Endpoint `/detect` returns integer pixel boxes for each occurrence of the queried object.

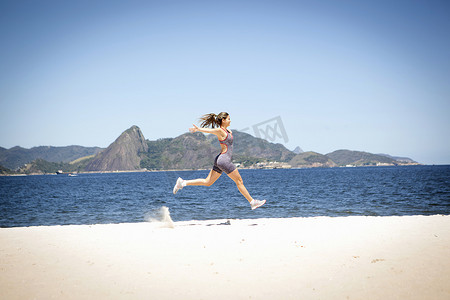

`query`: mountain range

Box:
[0,145,102,170]
[0,125,419,174]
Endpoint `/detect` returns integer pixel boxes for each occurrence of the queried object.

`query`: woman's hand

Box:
[189,124,199,133]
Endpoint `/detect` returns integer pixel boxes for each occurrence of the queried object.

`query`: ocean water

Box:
[0,165,449,227]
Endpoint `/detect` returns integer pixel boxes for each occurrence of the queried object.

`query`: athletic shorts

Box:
[213,153,236,174]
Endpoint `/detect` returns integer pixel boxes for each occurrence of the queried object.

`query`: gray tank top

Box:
[219,127,233,155]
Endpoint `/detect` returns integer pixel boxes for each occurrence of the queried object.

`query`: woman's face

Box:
[222,115,231,127]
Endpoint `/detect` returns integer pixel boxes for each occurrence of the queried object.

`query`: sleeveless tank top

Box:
[219,127,233,155]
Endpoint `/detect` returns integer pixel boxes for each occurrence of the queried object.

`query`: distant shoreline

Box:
[1,163,440,177]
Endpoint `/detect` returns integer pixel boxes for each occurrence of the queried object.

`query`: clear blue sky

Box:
[1,0,449,164]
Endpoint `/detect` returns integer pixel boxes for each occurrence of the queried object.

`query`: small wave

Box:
[145,206,174,228]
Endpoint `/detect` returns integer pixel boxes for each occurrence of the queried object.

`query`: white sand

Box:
[1,215,449,299]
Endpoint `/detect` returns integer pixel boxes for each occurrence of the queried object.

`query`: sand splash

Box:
[146,206,174,228]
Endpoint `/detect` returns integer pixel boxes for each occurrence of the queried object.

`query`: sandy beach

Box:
[1,215,449,299]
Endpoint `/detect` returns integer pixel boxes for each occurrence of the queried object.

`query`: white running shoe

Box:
[250,199,266,210]
[173,177,184,194]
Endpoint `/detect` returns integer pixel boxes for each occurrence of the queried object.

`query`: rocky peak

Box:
[293,146,304,154]
[85,125,148,171]
[117,125,148,153]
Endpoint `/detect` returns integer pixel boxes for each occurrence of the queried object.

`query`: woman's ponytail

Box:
[199,113,218,128]
[199,112,229,128]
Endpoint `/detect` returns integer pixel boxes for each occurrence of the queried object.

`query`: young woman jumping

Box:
[173,112,266,210]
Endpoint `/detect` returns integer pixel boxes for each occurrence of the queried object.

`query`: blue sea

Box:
[1,165,449,228]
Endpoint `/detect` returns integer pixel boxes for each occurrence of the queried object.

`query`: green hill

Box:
[326,150,398,166]
[0,164,12,174]
[19,159,79,174]
[290,152,337,168]
[232,130,296,165]
[141,132,218,170]
[139,130,296,170]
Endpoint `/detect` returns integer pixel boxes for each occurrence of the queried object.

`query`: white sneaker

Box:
[173,177,184,194]
[250,199,266,210]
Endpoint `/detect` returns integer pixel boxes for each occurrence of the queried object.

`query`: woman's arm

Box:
[189,124,225,139]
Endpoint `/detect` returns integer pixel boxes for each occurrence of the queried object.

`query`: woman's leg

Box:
[226,169,253,203]
[185,169,222,187]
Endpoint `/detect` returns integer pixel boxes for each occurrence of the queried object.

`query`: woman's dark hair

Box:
[199,112,229,128]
